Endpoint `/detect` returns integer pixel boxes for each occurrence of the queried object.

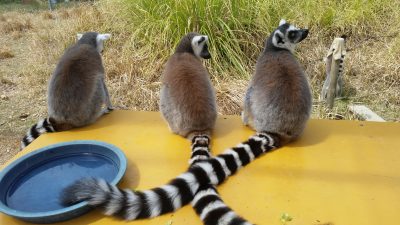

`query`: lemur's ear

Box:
[98,33,111,41]
[76,33,83,40]
[279,19,287,26]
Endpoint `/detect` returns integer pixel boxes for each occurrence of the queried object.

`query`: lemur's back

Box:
[48,43,105,125]
[161,52,216,137]
[252,50,311,139]
[244,20,312,145]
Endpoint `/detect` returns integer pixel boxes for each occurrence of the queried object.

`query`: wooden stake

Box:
[325,38,346,109]
[326,57,340,109]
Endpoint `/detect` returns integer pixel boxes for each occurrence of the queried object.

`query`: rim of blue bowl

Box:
[0,140,127,219]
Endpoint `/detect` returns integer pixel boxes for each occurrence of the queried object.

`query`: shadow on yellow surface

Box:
[1,110,400,225]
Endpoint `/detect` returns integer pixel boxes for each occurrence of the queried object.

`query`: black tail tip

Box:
[59,178,98,206]
[59,183,83,206]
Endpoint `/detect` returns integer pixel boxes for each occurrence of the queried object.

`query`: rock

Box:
[19,113,29,119]
[0,95,9,100]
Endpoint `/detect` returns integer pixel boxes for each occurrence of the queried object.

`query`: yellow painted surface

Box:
[1,110,400,225]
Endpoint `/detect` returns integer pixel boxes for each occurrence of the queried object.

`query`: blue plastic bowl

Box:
[0,140,127,224]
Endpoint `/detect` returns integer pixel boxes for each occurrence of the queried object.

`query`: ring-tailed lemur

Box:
[190,19,313,225]
[160,32,217,161]
[160,32,251,224]
[20,32,113,149]
[242,19,312,146]
[61,132,278,221]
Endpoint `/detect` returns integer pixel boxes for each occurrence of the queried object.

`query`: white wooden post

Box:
[48,0,53,10]
[321,38,346,109]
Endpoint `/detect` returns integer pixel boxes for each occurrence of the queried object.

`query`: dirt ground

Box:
[0,30,34,165]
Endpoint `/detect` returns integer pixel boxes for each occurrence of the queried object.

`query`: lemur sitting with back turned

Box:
[192,19,312,225]
[160,32,217,164]
[61,20,311,225]
[20,32,113,149]
[242,19,312,145]
[160,32,250,225]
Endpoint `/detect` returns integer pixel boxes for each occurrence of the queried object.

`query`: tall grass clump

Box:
[113,0,399,80]
[118,0,265,78]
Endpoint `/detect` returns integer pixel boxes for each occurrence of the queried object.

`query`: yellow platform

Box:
[1,110,400,225]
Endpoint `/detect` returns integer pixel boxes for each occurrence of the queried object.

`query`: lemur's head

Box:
[175,32,211,59]
[76,32,111,53]
[269,19,308,52]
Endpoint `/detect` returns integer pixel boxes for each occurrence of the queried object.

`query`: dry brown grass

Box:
[0,2,399,164]
[41,11,54,20]
[0,50,14,59]
[0,13,33,34]
[58,9,70,19]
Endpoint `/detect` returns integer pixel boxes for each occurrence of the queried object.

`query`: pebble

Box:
[0,95,9,100]
[19,113,29,119]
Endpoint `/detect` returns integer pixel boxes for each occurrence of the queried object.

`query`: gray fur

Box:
[160,32,216,140]
[242,20,312,145]
[21,32,112,149]
[47,31,113,128]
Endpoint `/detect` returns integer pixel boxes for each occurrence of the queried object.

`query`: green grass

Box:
[109,0,399,79]
[116,0,263,77]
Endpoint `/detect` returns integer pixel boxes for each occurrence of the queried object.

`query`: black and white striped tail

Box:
[20,118,55,150]
[192,187,254,225]
[60,132,279,221]
[190,135,254,225]
[338,53,345,77]
[190,135,211,164]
